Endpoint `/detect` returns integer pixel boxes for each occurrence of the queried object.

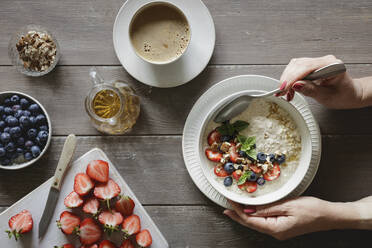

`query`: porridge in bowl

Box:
[203,99,301,196]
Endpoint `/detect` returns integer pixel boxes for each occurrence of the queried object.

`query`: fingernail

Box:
[279,81,287,91]
[292,83,304,91]
[243,206,256,214]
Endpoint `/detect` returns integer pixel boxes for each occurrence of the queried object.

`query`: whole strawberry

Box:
[77,218,102,245]
[6,210,33,241]
[136,229,152,247]
[98,210,123,235]
[94,178,121,209]
[115,195,135,217]
[57,211,81,235]
[121,214,141,239]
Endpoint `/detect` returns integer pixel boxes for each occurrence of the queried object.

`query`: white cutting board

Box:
[0,148,169,248]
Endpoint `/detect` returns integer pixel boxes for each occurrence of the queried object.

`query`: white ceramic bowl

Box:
[183,75,321,206]
[0,91,52,170]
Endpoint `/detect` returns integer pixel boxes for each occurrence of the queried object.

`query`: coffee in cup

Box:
[129,2,191,64]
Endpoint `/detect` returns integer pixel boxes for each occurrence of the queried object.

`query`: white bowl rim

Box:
[183,74,321,206]
[0,91,52,170]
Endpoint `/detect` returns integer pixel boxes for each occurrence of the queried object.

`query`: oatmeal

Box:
[203,99,301,196]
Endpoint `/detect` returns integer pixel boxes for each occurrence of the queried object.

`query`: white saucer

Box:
[113,0,215,88]
[182,75,321,208]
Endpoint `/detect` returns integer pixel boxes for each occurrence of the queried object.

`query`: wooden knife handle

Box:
[52,134,77,191]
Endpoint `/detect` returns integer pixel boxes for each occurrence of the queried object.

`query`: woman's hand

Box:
[224,196,372,240]
[277,55,364,109]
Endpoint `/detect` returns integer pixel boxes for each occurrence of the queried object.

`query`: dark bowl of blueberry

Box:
[0,92,51,170]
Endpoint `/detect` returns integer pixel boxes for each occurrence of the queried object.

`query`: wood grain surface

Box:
[1,0,372,246]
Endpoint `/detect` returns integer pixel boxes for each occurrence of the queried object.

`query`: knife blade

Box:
[38,134,77,239]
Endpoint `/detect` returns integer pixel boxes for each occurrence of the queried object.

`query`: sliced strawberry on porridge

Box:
[264,163,281,181]
[205,148,222,162]
[207,129,221,146]
[214,166,228,177]
[249,164,262,174]
[228,144,239,163]
[238,181,257,193]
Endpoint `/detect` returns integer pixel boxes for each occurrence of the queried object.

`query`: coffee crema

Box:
[129,2,190,63]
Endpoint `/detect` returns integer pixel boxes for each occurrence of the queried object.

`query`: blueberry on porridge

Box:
[204,99,301,195]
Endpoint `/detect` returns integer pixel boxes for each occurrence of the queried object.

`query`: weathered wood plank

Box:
[0,135,371,206]
[1,0,372,65]
[1,65,372,135]
[0,205,371,247]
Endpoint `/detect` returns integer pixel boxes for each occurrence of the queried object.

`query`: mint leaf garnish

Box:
[216,120,249,136]
[238,134,257,160]
[237,171,252,185]
[232,120,249,132]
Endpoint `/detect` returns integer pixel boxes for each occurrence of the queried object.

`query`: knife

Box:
[38,134,77,239]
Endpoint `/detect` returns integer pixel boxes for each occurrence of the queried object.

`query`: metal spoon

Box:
[213,62,346,123]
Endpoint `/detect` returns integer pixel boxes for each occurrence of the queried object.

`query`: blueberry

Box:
[1,158,11,165]
[19,116,31,127]
[25,140,34,150]
[35,114,46,125]
[0,121,5,130]
[257,177,266,186]
[17,137,25,146]
[224,162,235,174]
[4,98,11,106]
[12,105,21,112]
[16,147,24,154]
[4,107,12,115]
[20,98,29,109]
[5,142,15,152]
[238,150,247,158]
[37,130,48,143]
[10,95,20,104]
[276,154,286,164]
[27,128,37,139]
[0,106,4,114]
[257,152,267,163]
[3,127,10,133]
[268,154,275,163]
[248,171,257,182]
[10,126,22,138]
[23,110,31,117]
[238,165,244,171]
[39,125,48,131]
[0,132,11,143]
[29,116,36,126]
[28,104,40,113]
[24,152,33,161]
[221,135,232,142]
[31,145,41,157]
[0,147,5,157]
[6,116,18,127]
[223,176,233,187]
[14,109,23,118]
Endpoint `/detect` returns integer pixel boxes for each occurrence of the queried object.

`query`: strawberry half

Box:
[136,229,152,247]
[120,240,135,248]
[232,171,241,180]
[87,160,109,183]
[229,144,239,163]
[238,181,257,193]
[94,179,121,209]
[121,214,141,238]
[214,166,228,177]
[78,218,102,245]
[83,197,100,217]
[98,240,116,248]
[115,195,135,217]
[264,163,281,181]
[57,211,81,235]
[6,210,33,241]
[205,148,222,162]
[64,191,84,208]
[207,129,221,145]
[54,244,75,248]
[98,210,123,235]
[74,173,95,196]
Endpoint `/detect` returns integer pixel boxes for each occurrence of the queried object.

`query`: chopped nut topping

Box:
[16,30,57,72]
[220,142,231,153]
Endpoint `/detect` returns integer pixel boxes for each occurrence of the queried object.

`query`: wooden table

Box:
[1,0,372,247]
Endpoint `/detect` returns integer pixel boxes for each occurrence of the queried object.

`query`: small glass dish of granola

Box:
[8,24,61,77]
